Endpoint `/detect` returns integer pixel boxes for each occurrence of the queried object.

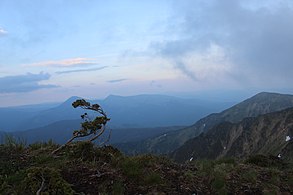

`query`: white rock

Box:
[286,135,291,142]
[278,154,281,158]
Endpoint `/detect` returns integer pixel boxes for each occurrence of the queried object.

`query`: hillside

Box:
[0,141,292,194]
[120,92,293,155]
[171,107,293,162]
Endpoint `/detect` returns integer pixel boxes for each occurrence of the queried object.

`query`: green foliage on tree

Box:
[52,99,110,154]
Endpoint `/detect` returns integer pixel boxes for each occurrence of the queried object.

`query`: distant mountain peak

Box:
[61,96,84,106]
[255,91,279,95]
[104,94,123,100]
[250,91,291,99]
[219,92,293,123]
[67,96,83,101]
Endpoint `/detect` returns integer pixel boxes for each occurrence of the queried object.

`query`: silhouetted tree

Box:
[52,99,110,154]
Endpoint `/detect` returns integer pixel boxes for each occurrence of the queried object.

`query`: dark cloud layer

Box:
[0,72,58,93]
[55,66,108,74]
[154,0,293,83]
[107,79,128,83]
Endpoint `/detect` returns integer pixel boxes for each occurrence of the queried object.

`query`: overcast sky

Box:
[0,0,293,106]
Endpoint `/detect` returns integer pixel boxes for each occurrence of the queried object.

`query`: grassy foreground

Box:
[0,140,292,194]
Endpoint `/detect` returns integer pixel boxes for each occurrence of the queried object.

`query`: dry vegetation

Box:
[0,139,292,194]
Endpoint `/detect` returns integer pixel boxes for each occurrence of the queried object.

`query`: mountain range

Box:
[1,91,293,194]
[0,94,232,144]
[117,92,293,155]
[171,106,293,162]
[0,94,233,131]
[1,91,293,162]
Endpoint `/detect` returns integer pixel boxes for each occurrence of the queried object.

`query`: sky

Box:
[0,0,293,106]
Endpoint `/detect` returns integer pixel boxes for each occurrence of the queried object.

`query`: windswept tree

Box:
[52,99,110,154]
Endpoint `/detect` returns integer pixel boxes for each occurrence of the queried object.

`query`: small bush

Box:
[268,168,281,185]
[241,170,257,184]
[119,157,143,180]
[216,157,236,165]
[211,175,226,191]
[29,140,57,151]
[112,180,125,194]
[245,155,285,168]
[184,170,195,180]
[5,170,26,184]
[196,159,215,176]
[21,167,74,194]
[145,172,163,185]
[287,174,293,186]
[33,153,54,164]
[67,141,95,160]
[0,181,16,194]
[3,134,26,151]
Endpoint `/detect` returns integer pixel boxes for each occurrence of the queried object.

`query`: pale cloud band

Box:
[23,58,99,68]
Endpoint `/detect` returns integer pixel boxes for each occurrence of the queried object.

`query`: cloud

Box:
[173,60,198,81]
[153,0,293,84]
[150,80,162,88]
[107,79,128,83]
[23,58,98,68]
[0,72,58,93]
[55,66,108,74]
[0,28,8,36]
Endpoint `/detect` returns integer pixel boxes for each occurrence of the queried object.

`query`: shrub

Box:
[21,167,74,194]
[112,180,125,194]
[245,155,285,168]
[211,175,226,191]
[3,134,26,151]
[119,157,143,180]
[67,141,95,161]
[29,140,57,151]
[215,157,236,165]
[145,172,163,185]
[240,170,258,184]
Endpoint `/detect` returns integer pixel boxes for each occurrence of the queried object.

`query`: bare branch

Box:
[99,129,112,146]
[88,125,106,142]
[36,175,45,195]
[51,135,78,154]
